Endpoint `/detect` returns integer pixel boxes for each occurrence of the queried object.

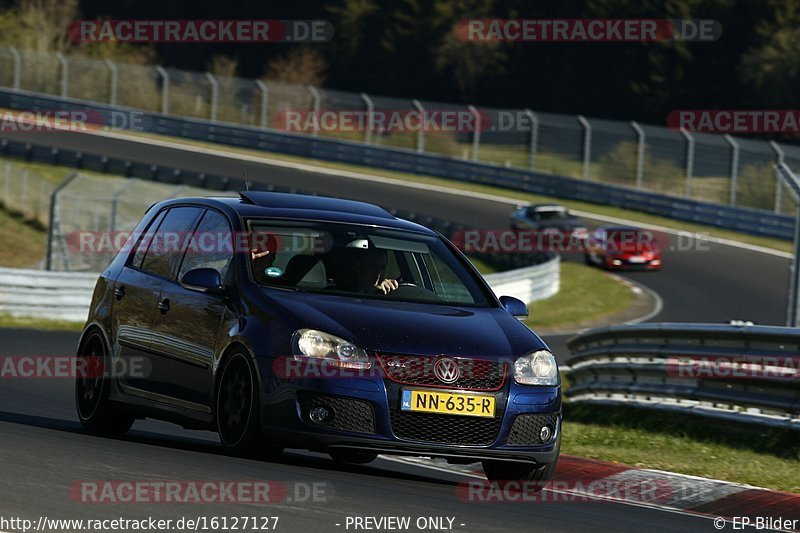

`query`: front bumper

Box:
[256,359,562,465]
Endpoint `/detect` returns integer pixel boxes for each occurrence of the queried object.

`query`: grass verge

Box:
[0,312,83,331]
[0,209,46,268]
[561,404,800,493]
[527,262,633,331]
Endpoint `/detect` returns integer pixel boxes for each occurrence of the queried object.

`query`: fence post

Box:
[631,121,645,189]
[205,73,218,122]
[681,128,695,197]
[46,172,79,271]
[104,59,118,106]
[9,47,20,90]
[21,170,28,216]
[468,105,481,161]
[2,163,9,207]
[155,66,169,115]
[577,115,591,179]
[255,80,268,129]
[412,99,425,153]
[771,141,785,213]
[360,93,374,145]
[775,163,800,326]
[724,134,740,205]
[308,86,321,137]
[56,52,68,97]
[525,109,538,171]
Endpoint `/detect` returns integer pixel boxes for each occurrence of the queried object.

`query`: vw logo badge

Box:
[433,358,460,384]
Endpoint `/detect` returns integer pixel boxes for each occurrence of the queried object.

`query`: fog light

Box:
[540,425,553,443]
[612,259,623,266]
[309,406,331,424]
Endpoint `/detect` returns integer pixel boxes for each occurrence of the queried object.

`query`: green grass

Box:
[0,312,83,331]
[0,209,46,268]
[562,404,800,493]
[527,262,633,331]
[466,255,497,275]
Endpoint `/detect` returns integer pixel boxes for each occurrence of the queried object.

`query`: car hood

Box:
[263,289,547,359]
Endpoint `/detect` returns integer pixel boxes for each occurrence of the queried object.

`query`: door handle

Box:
[114,286,126,300]
[158,298,171,314]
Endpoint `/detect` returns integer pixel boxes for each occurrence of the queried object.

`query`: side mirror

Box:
[499,295,529,318]
[181,268,225,295]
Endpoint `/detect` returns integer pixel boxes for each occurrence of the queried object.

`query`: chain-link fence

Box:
[0,159,56,228]
[0,45,797,214]
[48,174,237,272]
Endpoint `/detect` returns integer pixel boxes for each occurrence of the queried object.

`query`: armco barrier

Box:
[0,88,795,240]
[565,323,800,430]
[0,267,96,322]
[0,257,559,323]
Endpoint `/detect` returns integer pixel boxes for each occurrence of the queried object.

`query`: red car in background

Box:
[584,226,662,271]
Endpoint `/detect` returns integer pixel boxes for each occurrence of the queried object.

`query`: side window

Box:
[178,209,234,282]
[140,207,203,280]
[131,210,167,270]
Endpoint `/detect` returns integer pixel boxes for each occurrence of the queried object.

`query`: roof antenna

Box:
[243,170,250,191]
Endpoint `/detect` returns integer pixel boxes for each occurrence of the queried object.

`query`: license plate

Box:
[401,389,495,418]
[628,256,647,263]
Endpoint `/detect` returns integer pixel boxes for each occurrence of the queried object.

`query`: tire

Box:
[329,449,378,464]
[75,331,135,435]
[583,253,592,266]
[216,352,282,459]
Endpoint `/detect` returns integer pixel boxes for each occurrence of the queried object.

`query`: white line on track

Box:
[57,125,792,260]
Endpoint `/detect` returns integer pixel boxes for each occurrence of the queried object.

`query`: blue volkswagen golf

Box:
[76,191,561,482]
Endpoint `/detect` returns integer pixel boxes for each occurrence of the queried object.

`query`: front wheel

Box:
[75,331,135,435]
[216,352,282,459]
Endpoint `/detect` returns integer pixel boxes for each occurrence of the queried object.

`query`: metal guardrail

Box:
[483,256,560,303]
[0,267,96,321]
[565,323,800,430]
[0,88,796,241]
[0,257,559,323]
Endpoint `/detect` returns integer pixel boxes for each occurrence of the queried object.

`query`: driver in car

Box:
[352,247,399,294]
[250,233,279,284]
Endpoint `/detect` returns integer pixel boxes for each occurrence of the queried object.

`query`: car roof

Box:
[154,192,438,235]
[528,204,568,212]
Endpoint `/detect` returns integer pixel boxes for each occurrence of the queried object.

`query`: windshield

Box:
[247,220,492,307]
[532,209,570,221]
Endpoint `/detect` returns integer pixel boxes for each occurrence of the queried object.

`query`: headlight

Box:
[514,350,558,386]
[292,329,371,370]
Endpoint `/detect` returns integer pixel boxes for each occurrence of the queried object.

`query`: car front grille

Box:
[375,354,506,391]
[389,410,502,446]
[298,393,376,434]
[506,414,559,446]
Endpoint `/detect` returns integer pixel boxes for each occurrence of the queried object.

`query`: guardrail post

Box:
[776,163,800,326]
[9,47,20,90]
[412,99,425,153]
[105,59,118,106]
[56,52,68,97]
[360,92,374,145]
[525,109,538,171]
[468,105,481,161]
[205,72,218,123]
[155,66,169,115]
[308,86,321,137]
[724,134,740,205]
[631,121,645,189]
[681,128,695,197]
[255,80,268,129]
[577,115,591,179]
[771,141,785,213]
[46,172,79,271]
